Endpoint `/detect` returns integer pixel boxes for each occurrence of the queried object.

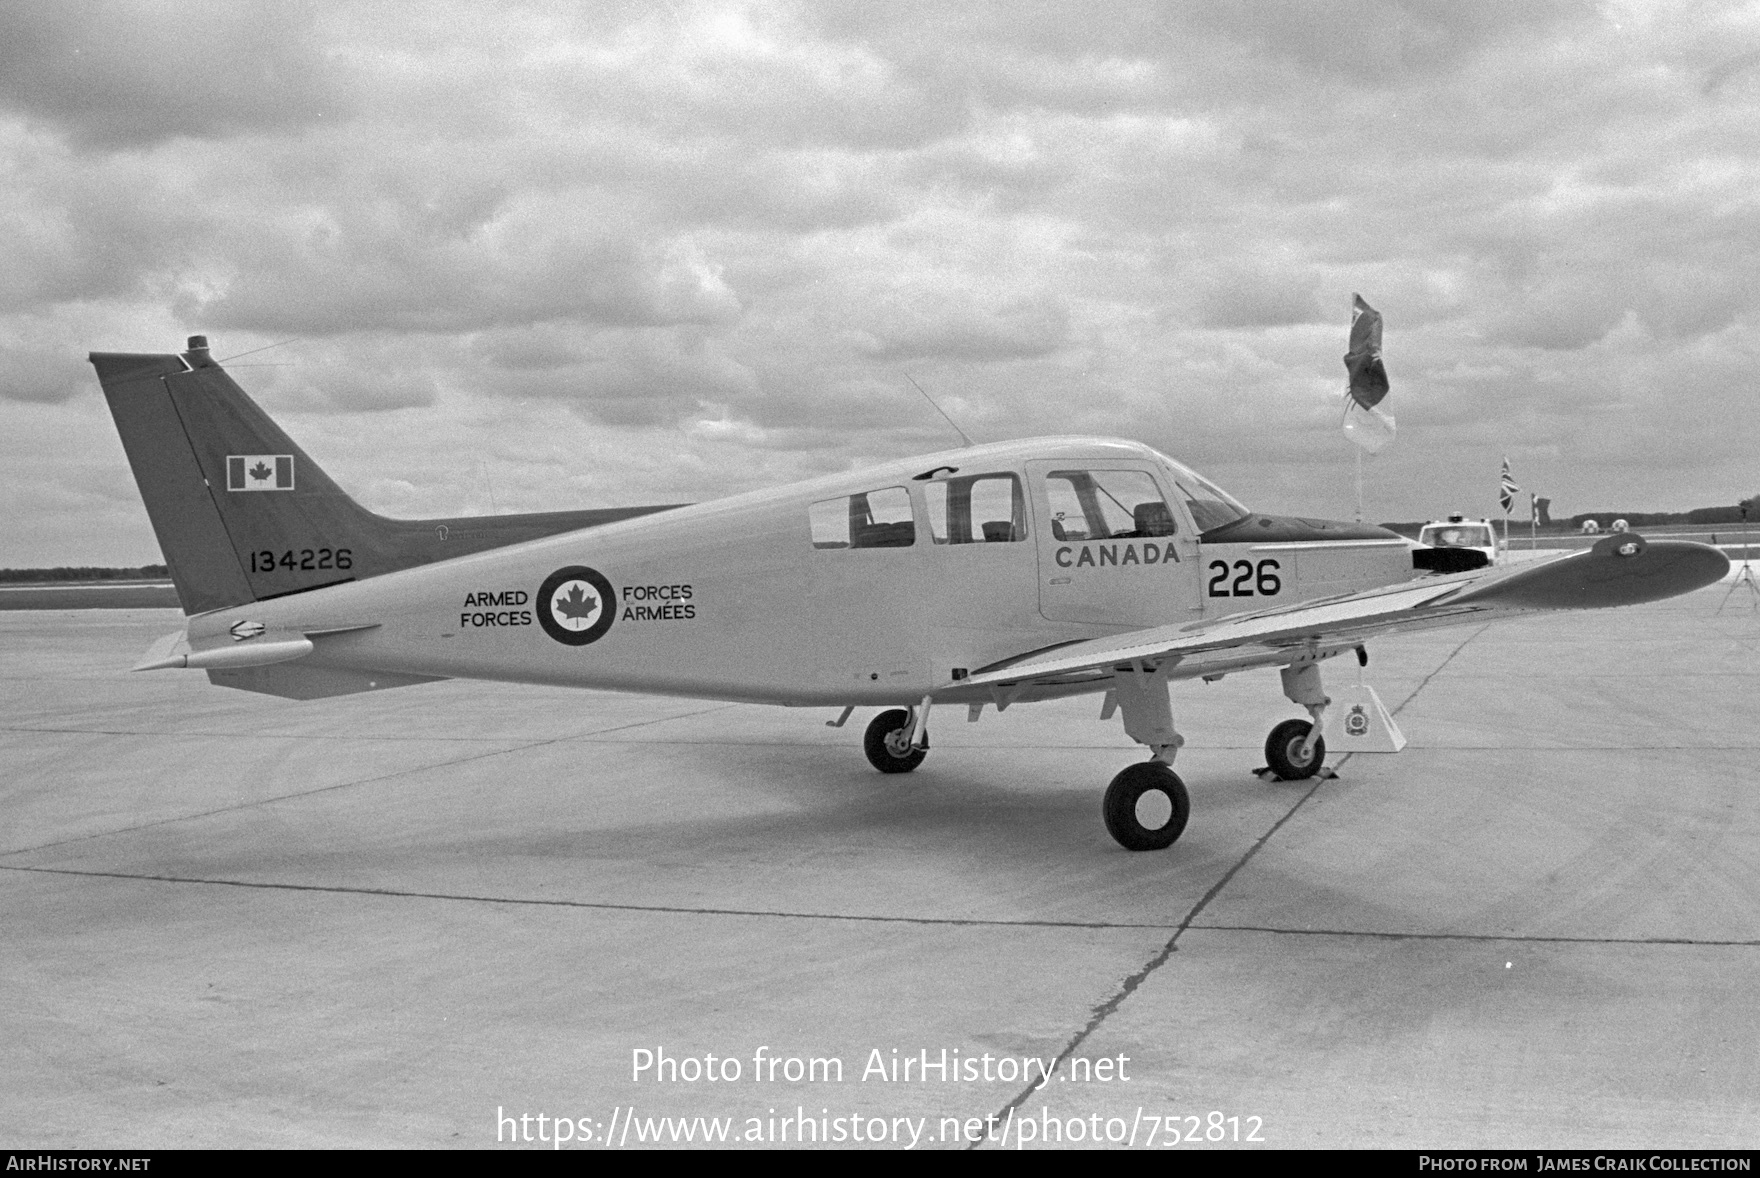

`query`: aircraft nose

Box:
[1198,513,1405,544]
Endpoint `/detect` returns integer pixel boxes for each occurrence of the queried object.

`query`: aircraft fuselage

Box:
[180,437,1411,707]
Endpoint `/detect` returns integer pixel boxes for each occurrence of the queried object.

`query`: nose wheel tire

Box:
[864,709,927,774]
[1102,762,1190,851]
[1264,718,1325,780]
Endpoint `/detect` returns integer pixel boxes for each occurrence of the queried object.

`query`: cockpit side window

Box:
[923,473,1027,544]
[1044,470,1176,542]
[809,486,916,549]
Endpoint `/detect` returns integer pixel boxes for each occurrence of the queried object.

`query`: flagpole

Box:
[1498,456,1517,564]
[1355,446,1364,523]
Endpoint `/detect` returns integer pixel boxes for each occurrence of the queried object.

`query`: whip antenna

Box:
[906,375,972,447]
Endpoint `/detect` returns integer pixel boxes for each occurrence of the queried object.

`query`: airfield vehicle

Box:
[1417,515,1501,567]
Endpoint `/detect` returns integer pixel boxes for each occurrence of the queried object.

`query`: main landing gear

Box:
[1098,660,1191,851]
[1102,762,1190,851]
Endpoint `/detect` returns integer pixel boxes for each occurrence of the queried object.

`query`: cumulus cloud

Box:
[855,290,1071,361]
[3,0,1760,563]
[0,1,345,150]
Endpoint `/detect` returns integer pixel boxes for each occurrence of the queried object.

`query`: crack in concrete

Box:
[0,864,1181,930]
[0,705,735,858]
[5,864,1754,947]
[971,625,1494,1148]
[1183,923,1760,947]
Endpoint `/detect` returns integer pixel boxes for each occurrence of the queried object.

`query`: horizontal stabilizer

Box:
[132,630,189,671]
[134,632,313,671]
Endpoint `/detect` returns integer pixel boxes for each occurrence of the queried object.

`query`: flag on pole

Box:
[1342,294,1395,453]
[1499,457,1518,514]
[1344,294,1388,410]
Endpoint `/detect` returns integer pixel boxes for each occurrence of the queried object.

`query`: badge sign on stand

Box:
[1325,683,1407,753]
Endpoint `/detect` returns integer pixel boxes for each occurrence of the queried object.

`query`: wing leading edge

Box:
[962,533,1729,690]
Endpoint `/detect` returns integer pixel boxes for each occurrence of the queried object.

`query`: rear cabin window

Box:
[1044,470,1177,542]
[809,486,916,549]
[923,473,1027,544]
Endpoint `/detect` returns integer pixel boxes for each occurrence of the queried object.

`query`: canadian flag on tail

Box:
[1341,294,1396,453]
[227,455,295,491]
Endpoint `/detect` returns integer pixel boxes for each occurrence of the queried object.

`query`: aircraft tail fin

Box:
[91,338,393,614]
[91,337,686,617]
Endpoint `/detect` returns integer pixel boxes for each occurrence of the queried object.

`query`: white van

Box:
[1418,515,1500,567]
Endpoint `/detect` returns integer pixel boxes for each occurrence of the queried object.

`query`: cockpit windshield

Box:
[1160,457,1252,532]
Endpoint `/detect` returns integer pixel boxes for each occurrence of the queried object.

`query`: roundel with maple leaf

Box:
[536,565,617,646]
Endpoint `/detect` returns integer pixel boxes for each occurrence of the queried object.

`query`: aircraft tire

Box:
[1102,762,1190,851]
[1264,719,1325,780]
[863,709,927,774]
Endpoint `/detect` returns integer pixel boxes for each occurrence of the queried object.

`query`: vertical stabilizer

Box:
[90,346,256,614]
[91,337,384,612]
[91,337,686,616]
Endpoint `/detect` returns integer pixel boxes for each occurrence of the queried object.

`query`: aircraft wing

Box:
[961,533,1728,690]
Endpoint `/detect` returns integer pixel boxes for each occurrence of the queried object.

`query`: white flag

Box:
[1342,402,1396,453]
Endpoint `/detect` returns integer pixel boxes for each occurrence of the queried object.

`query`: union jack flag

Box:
[1499,457,1518,514]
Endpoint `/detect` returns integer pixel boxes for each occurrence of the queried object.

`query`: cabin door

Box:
[1026,460,1200,626]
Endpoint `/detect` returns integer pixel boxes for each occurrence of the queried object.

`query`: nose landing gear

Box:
[1263,718,1326,780]
[863,706,928,773]
[1261,659,1333,780]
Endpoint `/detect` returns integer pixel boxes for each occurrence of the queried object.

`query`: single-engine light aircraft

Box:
[91,338,1730,851]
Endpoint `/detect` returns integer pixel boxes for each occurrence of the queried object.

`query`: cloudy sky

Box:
[3,0,1758,565]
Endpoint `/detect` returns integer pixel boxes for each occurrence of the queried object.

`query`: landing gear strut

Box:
[1101,660,1191,851]
[1263,660,1331,780]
